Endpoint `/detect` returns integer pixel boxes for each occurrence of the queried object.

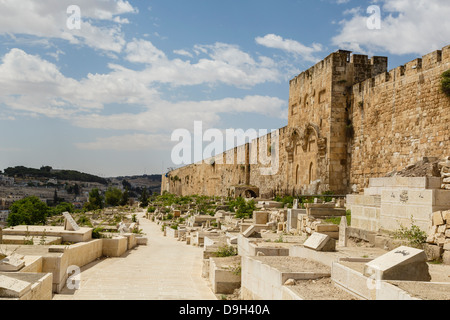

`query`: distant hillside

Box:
[114,174,162,182]
[113,174,162,194]
[3,166,108,185]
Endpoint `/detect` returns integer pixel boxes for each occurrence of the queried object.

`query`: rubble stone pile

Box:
[440,158,450,190]
[426,210,450,264]
[386,156,450,190]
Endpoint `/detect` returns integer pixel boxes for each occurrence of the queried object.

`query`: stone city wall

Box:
[162,45,450,198]
[349,45,450,192]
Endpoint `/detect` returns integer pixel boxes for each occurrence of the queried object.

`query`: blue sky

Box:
[0,0,449,177]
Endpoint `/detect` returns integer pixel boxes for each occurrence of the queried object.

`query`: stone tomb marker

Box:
[364,246,431,281]
[63,212,80,231]
[0,253,25,272]
[303,232,336,252]
[339,216,348,247]
[0,275,32,298]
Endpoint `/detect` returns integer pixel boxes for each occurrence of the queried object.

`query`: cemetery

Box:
[1,177,450,300]
[0,208,148,300]
[149,180,450,300]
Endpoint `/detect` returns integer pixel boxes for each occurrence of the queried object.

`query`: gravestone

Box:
[118,222,127,234]
[0,275,32,298]
[364,246,431,281]
[303,232,336,252]
[63,212,80,231]
[0,253,25,272]
[293,199,299,210]
[339,216,348,247]
[242,225,258,238]
[254,211,268,225]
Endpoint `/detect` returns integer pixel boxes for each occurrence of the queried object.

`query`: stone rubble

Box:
[426,210,450,264]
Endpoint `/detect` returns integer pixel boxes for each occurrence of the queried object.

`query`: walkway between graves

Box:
[52,213,216,300]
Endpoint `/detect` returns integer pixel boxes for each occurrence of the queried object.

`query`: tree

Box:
[122,179,132,190]
[7,196,49,227]
[84,188,104,211]
[73,183,80,196]
[49,202,75,216]
[139,188,150,208]
[120,188,130,206]
[105,187,123,207]
[54,189,59,205]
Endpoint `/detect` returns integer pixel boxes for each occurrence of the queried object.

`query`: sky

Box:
[0,0,449,177]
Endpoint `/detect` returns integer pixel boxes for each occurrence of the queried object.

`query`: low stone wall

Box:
[43,239,103,293]
[331,262,420,300]
[209,256,241,294]
[241,256,330,300]
[0,272,53,300]
[102,237,128,258]
[347,177,450,233]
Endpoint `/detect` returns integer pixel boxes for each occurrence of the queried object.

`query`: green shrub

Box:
[92,227,104,239]
[441,69,450,96]
[215,245,237,257]
[394,217,427,248]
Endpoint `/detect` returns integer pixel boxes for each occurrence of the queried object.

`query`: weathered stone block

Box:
[316,224,339,233]
[364,246,431,281]
[443,251,450,265]
[253,211,268,225]
[443,240,450,251]
[0,275,32,298]
[423,244,444,261]
[433,211,445,226]
[0,254,25,272]
[303,233,336,252]
[242,225,257,238]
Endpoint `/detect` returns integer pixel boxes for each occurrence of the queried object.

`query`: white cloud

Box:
[0,0,137,53]
[332,0,450,55]
[76,133,170,151]
[124,41,282,88]
[173,49,194,58]
[255,34,324,63]
[0,48,287,142]
[125,39,167,64]
[72,95,287,133]
[0,48,160,118]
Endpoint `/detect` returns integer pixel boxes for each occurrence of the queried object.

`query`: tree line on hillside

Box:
[6,187,154,227]
[3,166,108,185]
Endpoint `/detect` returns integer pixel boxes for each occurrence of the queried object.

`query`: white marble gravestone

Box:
[364,246,431,281]
[0,253,25,272]
[303,232,336,252]
[63,212,80,231]
[339,216,348,247]
[0,275,31,298]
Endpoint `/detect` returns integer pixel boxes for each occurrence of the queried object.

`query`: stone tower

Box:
[285,50,388,195]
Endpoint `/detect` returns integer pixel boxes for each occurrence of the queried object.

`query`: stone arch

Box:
[244,189,257,199]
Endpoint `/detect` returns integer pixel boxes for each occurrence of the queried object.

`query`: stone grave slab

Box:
[242,225,258,238]
[364,246,431,281]
[0,253,25,272]
[0,275,32,298]
[63,212,80,231]
[339,217,348,247]
[303,232,336,252]
[253,211,268,225]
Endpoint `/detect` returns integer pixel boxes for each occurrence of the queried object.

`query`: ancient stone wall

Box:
[349,45,450,192]
[162,45,450,198]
